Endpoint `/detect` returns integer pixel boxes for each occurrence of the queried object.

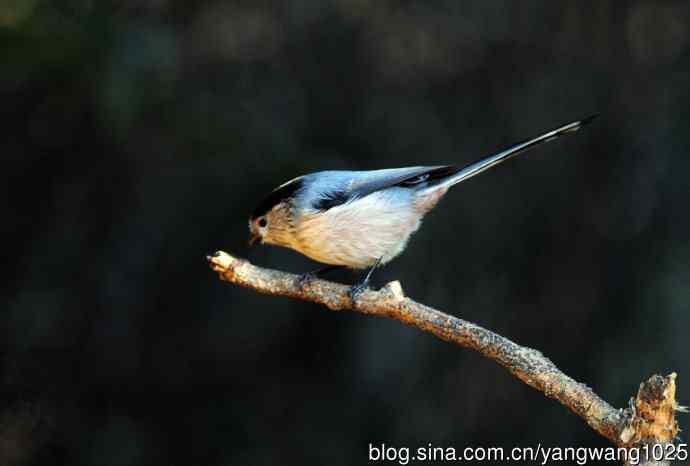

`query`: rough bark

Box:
[207,251,684,461]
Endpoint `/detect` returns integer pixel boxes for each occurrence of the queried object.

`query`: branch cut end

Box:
[381,281,405,301]
[207,251,234,271]
[619,373,680,447]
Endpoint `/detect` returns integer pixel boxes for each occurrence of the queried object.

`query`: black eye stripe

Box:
[252,178,304,219]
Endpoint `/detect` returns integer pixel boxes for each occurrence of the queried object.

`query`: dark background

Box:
[2,1,689,465]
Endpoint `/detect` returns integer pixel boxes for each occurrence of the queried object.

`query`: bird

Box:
[248,115,597,298]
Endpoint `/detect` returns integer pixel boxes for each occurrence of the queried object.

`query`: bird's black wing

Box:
[309,166,460,211]
[305,114,599,212]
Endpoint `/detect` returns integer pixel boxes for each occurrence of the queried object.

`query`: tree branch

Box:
[207,251,682,456]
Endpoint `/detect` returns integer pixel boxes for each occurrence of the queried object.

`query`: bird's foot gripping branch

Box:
[207,251,684,464]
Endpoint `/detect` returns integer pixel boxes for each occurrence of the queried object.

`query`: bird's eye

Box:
[257,217,268,228]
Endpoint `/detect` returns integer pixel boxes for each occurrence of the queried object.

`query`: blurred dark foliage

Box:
[2,1,690,465]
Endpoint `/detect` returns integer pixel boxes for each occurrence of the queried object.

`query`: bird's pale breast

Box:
[292,189,422,268]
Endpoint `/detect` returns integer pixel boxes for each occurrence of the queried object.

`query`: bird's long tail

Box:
[433,114,598,191]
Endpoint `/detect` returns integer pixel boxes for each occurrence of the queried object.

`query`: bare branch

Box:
[207,251,681,453]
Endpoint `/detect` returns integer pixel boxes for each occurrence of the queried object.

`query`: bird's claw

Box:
[297,272,316,290]
[349,282,369,302]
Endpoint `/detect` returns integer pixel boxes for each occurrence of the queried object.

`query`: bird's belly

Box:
[293,195,422,269]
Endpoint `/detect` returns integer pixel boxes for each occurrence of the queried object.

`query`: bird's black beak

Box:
[248,232,260,246]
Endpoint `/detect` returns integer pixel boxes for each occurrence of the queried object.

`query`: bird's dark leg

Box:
[350,257,382,301]
[297,264,343,288]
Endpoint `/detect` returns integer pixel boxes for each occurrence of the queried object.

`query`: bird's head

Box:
[248,176,304,247]
[248,204,293,246]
